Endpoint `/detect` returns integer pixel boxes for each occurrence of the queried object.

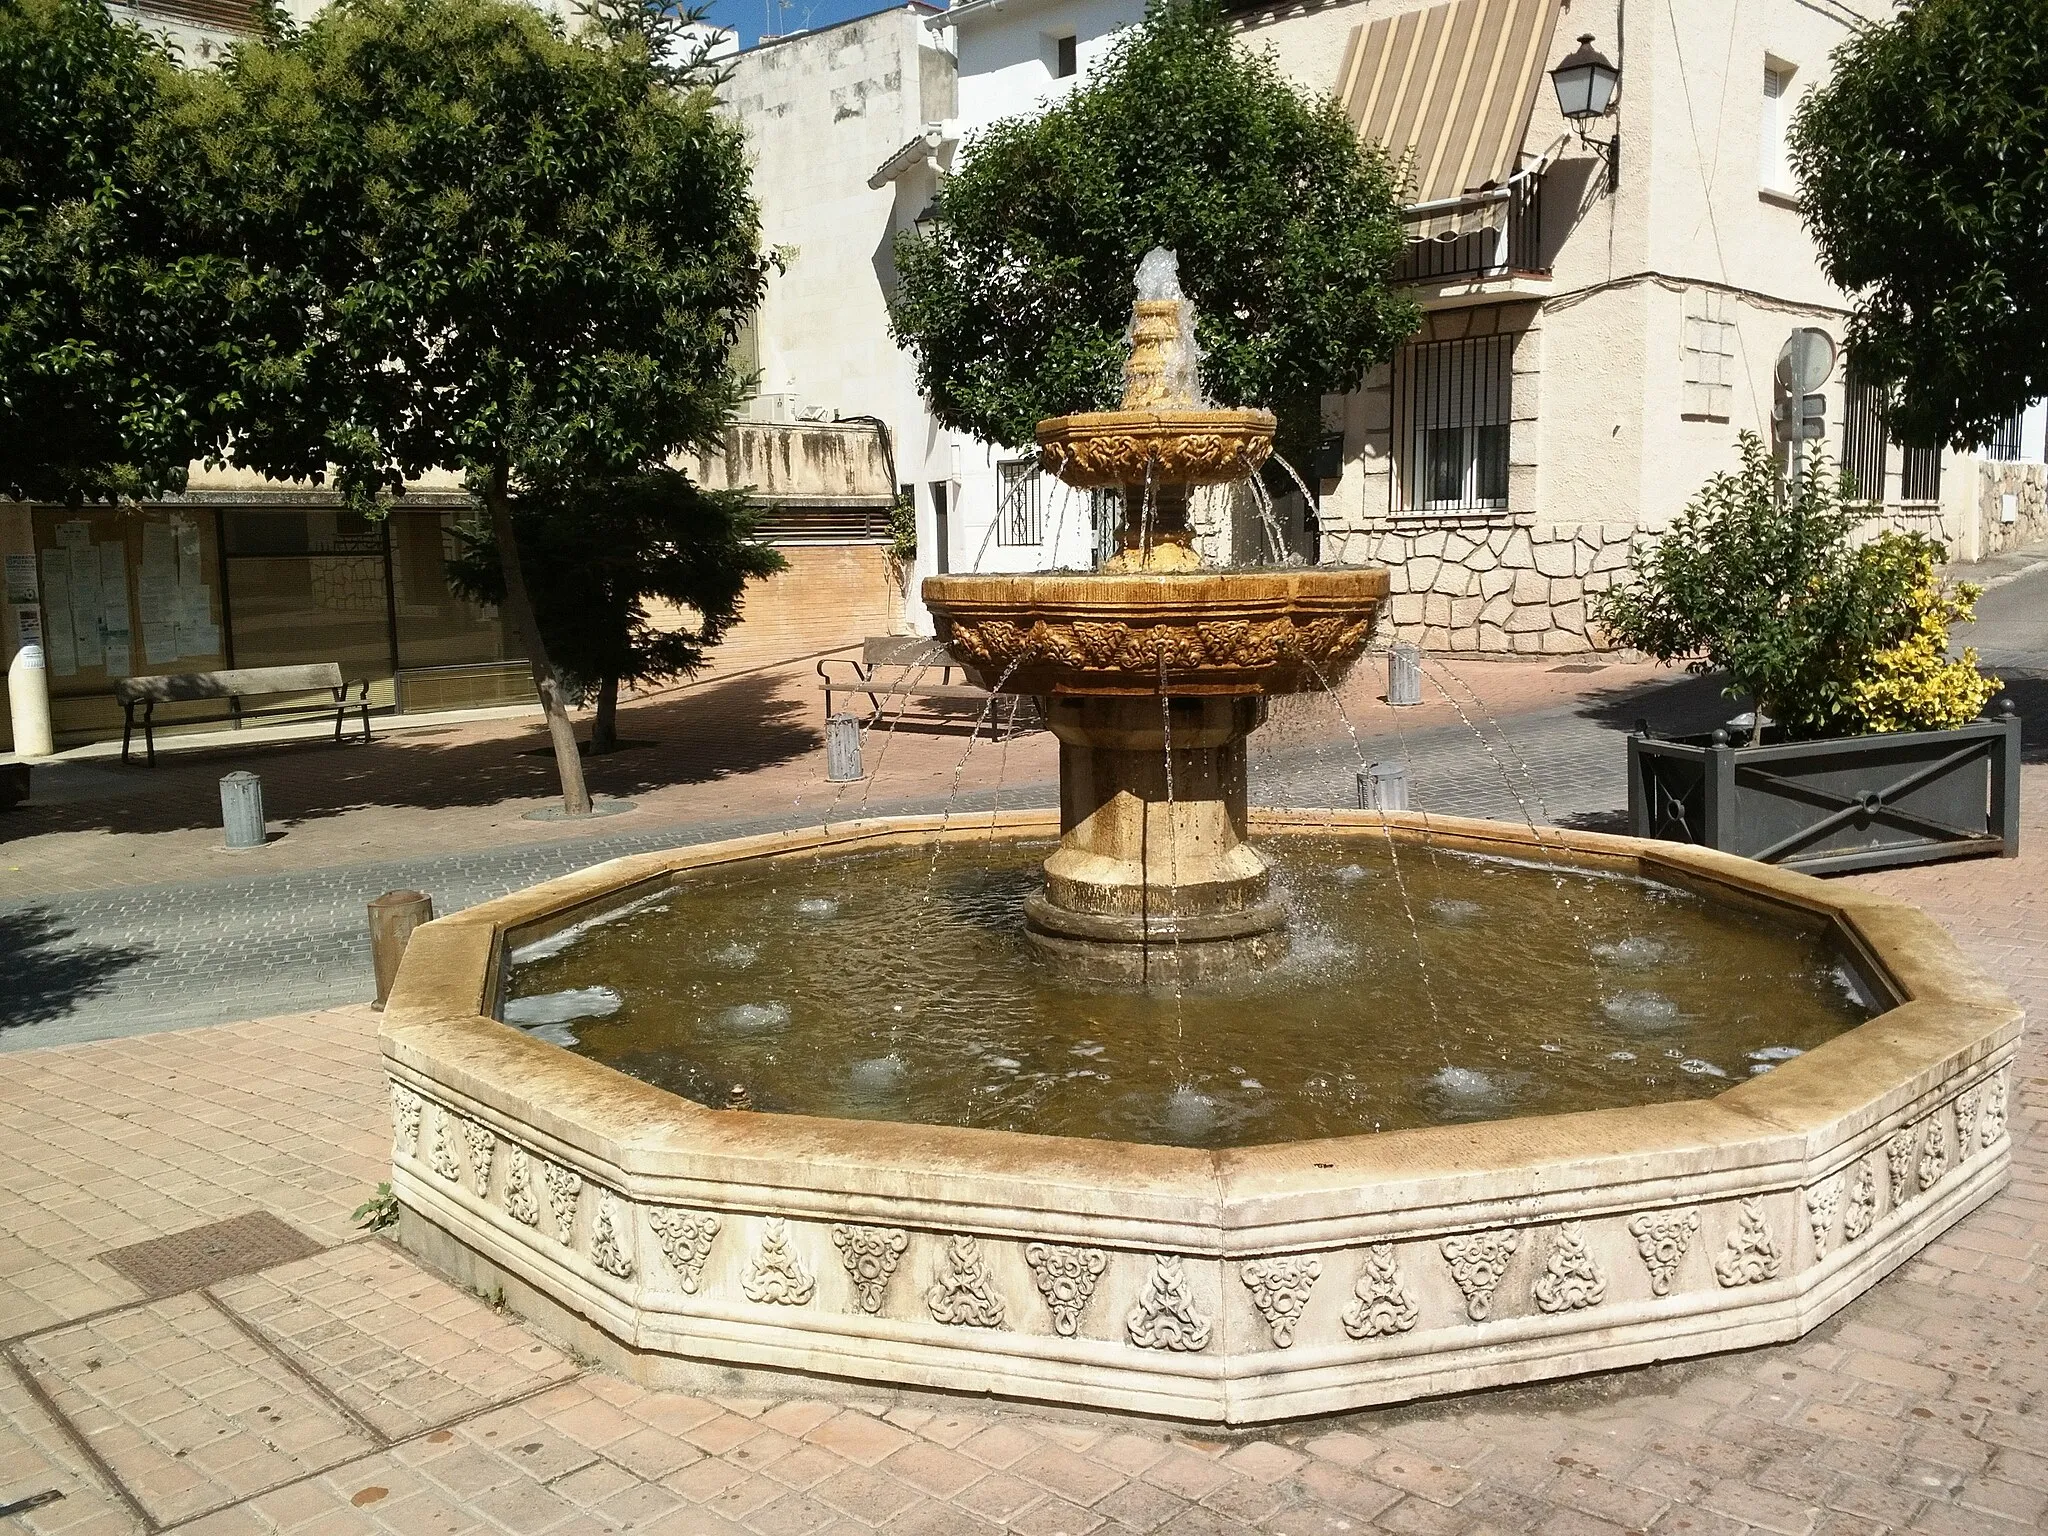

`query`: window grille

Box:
[996,458,1043,547]
[1900,440,1941,503]
[1088,488,1122,567]
[1391,335,1513,513]
[1987,410,2024,461]
[1841,371,1888,504]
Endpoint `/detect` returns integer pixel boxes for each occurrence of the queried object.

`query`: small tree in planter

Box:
[1595,433,2015,872]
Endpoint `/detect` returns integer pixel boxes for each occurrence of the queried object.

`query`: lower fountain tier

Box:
[1026,693,1285,982]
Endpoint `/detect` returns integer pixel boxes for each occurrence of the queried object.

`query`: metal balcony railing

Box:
[1397,169,1545,285]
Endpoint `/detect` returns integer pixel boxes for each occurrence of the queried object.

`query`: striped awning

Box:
[1337,0,1563,206]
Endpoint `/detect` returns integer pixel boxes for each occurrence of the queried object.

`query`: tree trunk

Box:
[485,472,592,816]
[592,676,619,755]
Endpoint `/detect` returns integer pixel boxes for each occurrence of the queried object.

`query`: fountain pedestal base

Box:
[1025,693,1287,982]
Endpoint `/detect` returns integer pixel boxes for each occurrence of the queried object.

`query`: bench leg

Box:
[360,702,371,743]
[121,706,134,765]
[144,704,156,768]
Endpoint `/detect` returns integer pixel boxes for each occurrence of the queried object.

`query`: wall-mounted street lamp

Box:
[1550,33,1621,192]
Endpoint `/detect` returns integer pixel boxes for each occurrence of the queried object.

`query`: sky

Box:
[703,0,935,52]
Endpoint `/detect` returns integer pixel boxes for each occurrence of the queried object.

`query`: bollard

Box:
[1387,643,1423,707]
[825,711,863,783]
[369,890,435,1009]
[220,770,265,849]
[1357,760,1410,813]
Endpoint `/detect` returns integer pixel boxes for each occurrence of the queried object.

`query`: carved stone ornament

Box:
[649,1208,720,1294]
[1532,1222,1606,1314]
[1342,1243,1419,1339]
[1034,408,1276,490]
[743,1218,816,1306]
[1983,1069,2009,1147]
[1240,1256,1321,1348]
[1627,1209,1700,1297]
[1885,1127,1918,1208]
[591,1190,633,1280]
[1127,1254,1211,1352]
[1024,1242,1108,1338]
[460,1118,495,1198]
[427,1106,461,1183]
[390,1083,422,1155]
[1441,1229,1520,1321]
[1805,1172,1844,1260]
[504,1146,539,1227]
[1953,1086,1982,1160]
[1918,1116,1949,1191]
[1714,1198,1783,1288]
[832,1224,910,1314]
[926,1234,1005,1328]
[542,1161,583,1244]
[1843,1160,1877,1244]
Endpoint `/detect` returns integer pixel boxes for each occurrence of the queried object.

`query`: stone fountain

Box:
[923,251,1389,981]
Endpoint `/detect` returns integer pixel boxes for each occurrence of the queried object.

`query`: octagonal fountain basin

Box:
[381,811,2019,1425]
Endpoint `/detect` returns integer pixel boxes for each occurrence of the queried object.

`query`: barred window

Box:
[1392,335,1513,513]
[1900,441,1941,504]
[995,458,1043,547]
[1987,410,2024,462]
[1841,371,1887,504]
[1088,488,1122,567]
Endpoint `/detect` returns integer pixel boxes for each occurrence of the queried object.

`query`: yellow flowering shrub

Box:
[1839,552,2000,734]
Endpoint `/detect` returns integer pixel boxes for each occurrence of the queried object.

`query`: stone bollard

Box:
[220,770,265,849]
[1387,643,1423,707]
[825,712,863,783]
[1357,760,1410,813]
[368,890,435,1009]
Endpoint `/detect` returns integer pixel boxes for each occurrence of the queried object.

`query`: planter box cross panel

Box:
[1628,701,2021,875]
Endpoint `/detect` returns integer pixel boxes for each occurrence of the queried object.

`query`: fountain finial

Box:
[1122,248,1204,412]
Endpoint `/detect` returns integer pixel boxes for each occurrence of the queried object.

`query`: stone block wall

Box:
[1975,459,2048,561]
[1358,521,1635,654]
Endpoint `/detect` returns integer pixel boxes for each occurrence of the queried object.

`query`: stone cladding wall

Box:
[1356,521,1634,655]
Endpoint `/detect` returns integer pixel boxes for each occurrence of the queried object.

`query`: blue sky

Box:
[704,0,931,52]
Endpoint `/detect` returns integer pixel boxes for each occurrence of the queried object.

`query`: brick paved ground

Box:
[1,764,2043,1536]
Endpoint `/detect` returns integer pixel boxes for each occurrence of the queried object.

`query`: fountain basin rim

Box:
[1035,407,1276,488]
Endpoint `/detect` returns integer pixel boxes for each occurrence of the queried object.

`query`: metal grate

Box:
[98,1212,323,1300]
[1088,488,1122,567]
[1391,334,1514,514]
[1398,171,1545,284]
[995,459,1044,547]
[1986,410,2024,462]
[1841,369,1888,504]
[1900,440,1941,504]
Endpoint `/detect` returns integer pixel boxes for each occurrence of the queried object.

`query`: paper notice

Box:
[98,543,132,677]
[5,553,36,605]
[17,607,41,647]
[41,556,76,676]
[68,547,102,669]
[54,519,90,550]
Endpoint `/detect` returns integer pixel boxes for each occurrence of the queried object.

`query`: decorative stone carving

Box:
[504,1146,539,1227]
[427,1106,461,1182]
[1342,1243,1419,1339]
[1240,1256,1320,1348]
[1983,1070,2009,1147]
[743,1218,816,1306]
[1532,1223,1606,1313]
[1885,1128,1918,1208]
[1127,1254,1211,1352]
[1627,1209,1700,1297]
[1024,1242,1108,1338]
[1441,1229,1520,1321]
[1805,1172,1844,1260]
[591,1190,633,1279]
[1918,1117,1949,1191]
[1843,1160,1877,1243]
[1714,1198,1783,1288]
[460,1118,495,1197]
[926,1235,1005,1328]
[1035,408,1276,489]
[649,1208,720,1294]
[542,1161,582,1244]
[832,1224,909,1314]
[1954,1086,1982,1160]
[390,1083,422,1155]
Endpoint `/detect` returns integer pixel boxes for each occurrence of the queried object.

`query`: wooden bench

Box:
[113,663,373,766]
[818,637,1035,731]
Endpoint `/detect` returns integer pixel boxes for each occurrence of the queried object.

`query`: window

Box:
[1987,410,2025,461]
[1055,33,1077,78]
[1391,335,1513,513]
[1841,371,1888,504]
[1760,62,1793,192]
[996,459,1043,547]
[1088,488,1122,566]
[1900,441,1941,504]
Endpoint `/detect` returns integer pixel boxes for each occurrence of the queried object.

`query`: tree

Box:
[194,0,767,813]
[1790,0,2048,448]
[445,470,785,753]
[887,0,1417,462]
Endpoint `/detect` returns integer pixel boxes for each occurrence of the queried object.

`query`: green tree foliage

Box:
[446,471,785,753]
[888,0,1417,454]
[1595,433,1995,739]
[1790,0,2048,448]
[189,0,768,811]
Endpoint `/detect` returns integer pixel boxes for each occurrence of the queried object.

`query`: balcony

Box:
[1396,169,1550,309]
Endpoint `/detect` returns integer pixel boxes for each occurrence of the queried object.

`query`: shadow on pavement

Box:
[0,668,820,844]
[0,908,153,1028]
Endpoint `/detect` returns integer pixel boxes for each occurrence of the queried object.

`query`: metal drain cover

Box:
[98,1212,323,1299]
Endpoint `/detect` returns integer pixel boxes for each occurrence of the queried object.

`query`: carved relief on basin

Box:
[1034,407,1277,489]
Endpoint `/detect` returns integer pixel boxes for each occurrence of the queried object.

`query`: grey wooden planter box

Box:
[1627,700,2021,874]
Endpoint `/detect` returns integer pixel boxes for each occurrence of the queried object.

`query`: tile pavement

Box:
[0,770,2043,1534]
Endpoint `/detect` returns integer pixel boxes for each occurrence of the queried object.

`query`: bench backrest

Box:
[862,635,948,666]
[113,663,345,704]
